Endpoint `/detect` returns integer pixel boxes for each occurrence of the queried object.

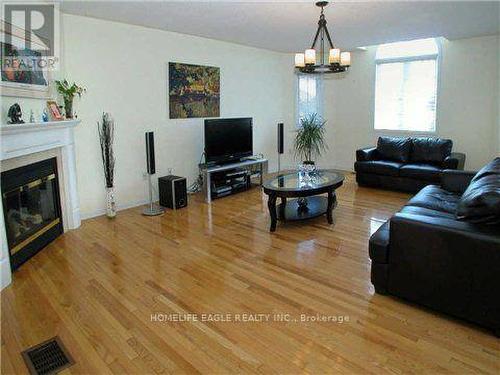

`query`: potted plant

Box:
[97,113,116,218]
[55,79,86,119]
[294,113,328,168]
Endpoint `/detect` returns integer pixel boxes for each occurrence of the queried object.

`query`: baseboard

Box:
[80,198,150,220]
[0,257,12,290]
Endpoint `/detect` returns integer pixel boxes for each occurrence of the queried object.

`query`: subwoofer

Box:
[159,175,187,209]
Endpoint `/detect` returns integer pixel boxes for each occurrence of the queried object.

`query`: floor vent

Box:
[22,336,74,375]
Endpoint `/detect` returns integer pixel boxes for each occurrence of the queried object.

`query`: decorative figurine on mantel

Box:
[42,108,49,122]
[7,103,24,124]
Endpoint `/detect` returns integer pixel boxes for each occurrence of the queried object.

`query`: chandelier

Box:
[295,1,351,74]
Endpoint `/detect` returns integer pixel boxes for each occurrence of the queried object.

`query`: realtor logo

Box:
[1,2,60,71]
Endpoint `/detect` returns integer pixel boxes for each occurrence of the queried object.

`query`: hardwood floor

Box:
[1,173,499,374]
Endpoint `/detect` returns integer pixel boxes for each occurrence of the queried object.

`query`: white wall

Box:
[323,35,500,171]
[8,14,294,218]
[2,14,295,218]
[3,15,498,219]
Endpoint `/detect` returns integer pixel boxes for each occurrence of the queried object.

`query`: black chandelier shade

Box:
[295,1,351,74]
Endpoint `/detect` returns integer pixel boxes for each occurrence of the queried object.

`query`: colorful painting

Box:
[1,41,51,98]
[168,62,220,119]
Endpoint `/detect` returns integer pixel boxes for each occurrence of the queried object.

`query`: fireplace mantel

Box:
[0,119,81,289]
[1,119,80,135]
[1,120,80,160]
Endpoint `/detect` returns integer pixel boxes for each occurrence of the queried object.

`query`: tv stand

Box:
[199,158,268,202]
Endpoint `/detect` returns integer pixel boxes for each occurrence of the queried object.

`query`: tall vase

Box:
[106,187,116,218]
[64,98,73,119]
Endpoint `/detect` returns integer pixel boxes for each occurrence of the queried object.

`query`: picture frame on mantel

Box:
[46,100,63,121]
[0,22,52,99]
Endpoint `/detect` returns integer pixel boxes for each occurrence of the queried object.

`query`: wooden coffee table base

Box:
[267,191,337,232]
[263,171,344,232]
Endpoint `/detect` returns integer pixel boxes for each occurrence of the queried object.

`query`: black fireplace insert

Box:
[1,158,63,271]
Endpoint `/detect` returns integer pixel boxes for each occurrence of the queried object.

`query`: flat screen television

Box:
[204,118,253,164]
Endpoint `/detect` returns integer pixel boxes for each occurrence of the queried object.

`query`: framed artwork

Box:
[47,100,63,121]
[168,62,220,119]
[1,24,51,99]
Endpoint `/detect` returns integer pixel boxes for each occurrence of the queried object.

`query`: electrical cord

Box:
[187,151,205,194]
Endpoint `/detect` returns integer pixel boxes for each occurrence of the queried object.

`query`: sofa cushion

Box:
[377,137,412,163]
[354,160,403,177]
[456,174,500,224]
[399,163,442,182]
[406,185,460,213]
[356,147,379,162]
[472,157,500,182]
[369,221,390,263]
[411,137,452,164]
[400,205,456,220]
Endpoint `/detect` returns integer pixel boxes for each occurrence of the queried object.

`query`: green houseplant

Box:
[294,113,328,164]
[55,79,86,119]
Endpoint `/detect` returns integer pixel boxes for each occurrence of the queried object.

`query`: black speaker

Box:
[277,123,284,154]
[145,131,155,174]
[159,175,188,209]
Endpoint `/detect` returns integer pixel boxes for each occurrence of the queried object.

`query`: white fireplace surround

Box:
[0,120,81,290]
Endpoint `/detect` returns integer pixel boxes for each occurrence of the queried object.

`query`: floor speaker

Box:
[277,123,284,172]
[143,131,164,216]
[277,123,284,154]
[145,131,156,174]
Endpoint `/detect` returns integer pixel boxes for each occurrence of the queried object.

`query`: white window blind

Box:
[374,38,439,132]
[297,74,323,125]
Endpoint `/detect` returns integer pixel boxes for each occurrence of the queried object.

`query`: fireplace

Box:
[1,158,63,271]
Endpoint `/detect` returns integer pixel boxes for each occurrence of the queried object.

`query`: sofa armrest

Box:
[389,213,500,330]
[441,169,476,194]
[391,213,500,243]
[356,146,378,162]
[390,212,500,270]
[443,152,466,170]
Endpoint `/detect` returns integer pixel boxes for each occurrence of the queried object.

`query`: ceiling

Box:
[61,1,500,52]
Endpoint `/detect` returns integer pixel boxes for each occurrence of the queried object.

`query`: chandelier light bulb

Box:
[295,53,305,68]
[305,49,316,65]
[340,52,351,66]
[329,48,340,64]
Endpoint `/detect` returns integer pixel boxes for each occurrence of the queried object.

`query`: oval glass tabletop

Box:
[263,170,344,192]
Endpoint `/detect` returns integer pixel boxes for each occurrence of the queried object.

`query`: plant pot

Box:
[64,98,73,119]
[106,186,116,218]
[302,160,317,175]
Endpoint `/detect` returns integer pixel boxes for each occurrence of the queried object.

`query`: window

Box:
[296,74,323,125]
[374,38,439,132]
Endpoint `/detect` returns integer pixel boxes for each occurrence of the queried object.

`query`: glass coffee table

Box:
[262,170,344,232]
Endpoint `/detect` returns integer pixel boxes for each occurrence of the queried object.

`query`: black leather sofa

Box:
[355,137,465,193]
[369,158,500,334]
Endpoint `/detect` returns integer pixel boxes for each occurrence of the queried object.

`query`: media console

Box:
[199,158,268,203]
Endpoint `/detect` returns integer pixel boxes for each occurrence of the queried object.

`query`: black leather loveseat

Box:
[355,137,465,193]
[369,158,500,334]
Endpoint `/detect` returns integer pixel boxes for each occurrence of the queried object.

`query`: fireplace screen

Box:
[1,158,63,270]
